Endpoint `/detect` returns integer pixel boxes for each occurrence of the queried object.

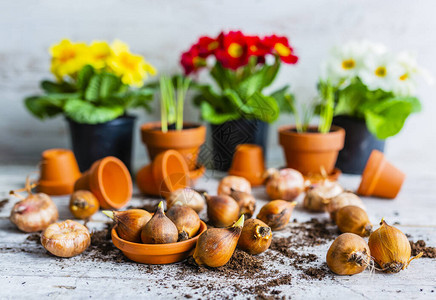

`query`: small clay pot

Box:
[140,122,206,172]
[111,220,207,264]
[74,156,132,209]
[228,144,265,186]
[357,150,405,199]
[38,149,81,195]
[278,125,345,175]
[136,150,190,197]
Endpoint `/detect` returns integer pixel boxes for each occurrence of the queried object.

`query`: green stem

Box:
[160,77,168,133]
[320,83,334,133]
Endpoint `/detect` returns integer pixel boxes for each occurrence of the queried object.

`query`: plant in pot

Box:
[318,40,431,174]
[140,75,207,182]
[278,84,345,177]
[180,31,298,171]
[24,39,156,172]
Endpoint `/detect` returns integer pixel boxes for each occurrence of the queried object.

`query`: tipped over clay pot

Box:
[137,150,190,197]
[229,144,265,186]
[74,156,132,209]
[38,149,81,195]
[357,150,405,199]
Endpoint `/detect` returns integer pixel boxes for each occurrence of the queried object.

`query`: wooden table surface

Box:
[1,165,435,299]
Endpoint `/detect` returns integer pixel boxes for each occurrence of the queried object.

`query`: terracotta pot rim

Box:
[141,121,205,133]
[278,125,345,152]
[111,220,206,253]
[278,125,345,136]
[91,156,132,209]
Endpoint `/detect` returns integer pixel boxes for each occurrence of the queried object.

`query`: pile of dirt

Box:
[410,240,436,258]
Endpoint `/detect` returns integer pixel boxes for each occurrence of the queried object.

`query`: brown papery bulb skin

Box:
[103,209,152,243]
[326,233,371,275]
[166,205,201,241]
[41,220,90,257]
[303,181,344,212]
[368,220,419,273]
[265,168,304,202]
[193,215,244,267]
[166,188,205,213]
[336,206,372,237]
[256,200,296,231]
[10,193,58,233]
[238,219,272,255]
[217,176,251,196]
[328,192,365,223]
[230,188,256,218]
[69,190,99,220]
[205,194,240,227]
[141,202,178,244]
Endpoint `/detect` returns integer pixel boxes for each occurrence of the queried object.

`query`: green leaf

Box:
[191,83,226,110]
[200,102,240,124]
[244,92,280,123]
[210,62,237,90]
[41,80,76,94]
[77,65,95,92]
[363,99,414,139]
[223,89,246,113]
[334,81,367,117]
[270,85,294,113]
[238,60,281,99]
[24,93,79,119]
[64,99,124,124]
[84,73,122,102]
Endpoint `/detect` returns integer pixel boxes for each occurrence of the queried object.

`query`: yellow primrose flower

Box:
[50,39,88,80]
[107,40,156,87]
[88,41,112,69]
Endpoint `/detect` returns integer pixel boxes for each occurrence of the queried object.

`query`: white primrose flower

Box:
[359,53,401,92]
[393,51,434,96]
[321,40,367,88]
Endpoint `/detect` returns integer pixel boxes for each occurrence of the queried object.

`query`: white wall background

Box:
[1,0,435,174]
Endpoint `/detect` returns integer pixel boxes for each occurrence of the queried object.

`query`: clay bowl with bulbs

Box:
[111,221,207,264]
[107,202,207,264]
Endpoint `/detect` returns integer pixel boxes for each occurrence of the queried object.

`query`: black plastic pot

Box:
[67,116,136,172]
[332,115,385,174]
[210,119,268,171]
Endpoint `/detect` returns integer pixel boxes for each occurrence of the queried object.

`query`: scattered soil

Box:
[410,240,436,258]
[184,249,265,279]
[5,217,338,298]
[85,222,127,263]
[0,198,9,212]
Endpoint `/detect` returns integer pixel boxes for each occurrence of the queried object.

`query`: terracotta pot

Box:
[357,150,405,199]
[140,122,206,171]
[74,156,132,209]
[278,125,345,175]
[228,144,265,186]
[136,150,190,197]
[111,220,207,264]
[38,149,81,195]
